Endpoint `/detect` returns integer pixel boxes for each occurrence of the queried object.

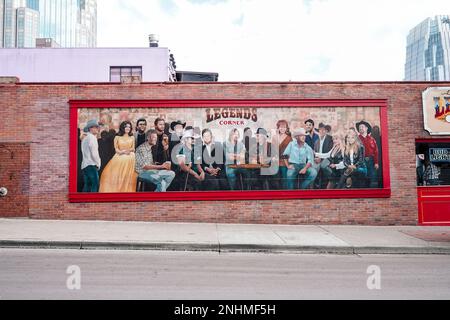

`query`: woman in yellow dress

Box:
[99,121,137,192]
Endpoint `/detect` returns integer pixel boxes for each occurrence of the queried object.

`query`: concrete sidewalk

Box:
[0,218,450,254]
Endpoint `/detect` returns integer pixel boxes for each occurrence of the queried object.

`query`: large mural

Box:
[75,105,384,193]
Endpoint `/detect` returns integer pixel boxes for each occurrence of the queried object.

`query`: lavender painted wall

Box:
[0,47,171,82]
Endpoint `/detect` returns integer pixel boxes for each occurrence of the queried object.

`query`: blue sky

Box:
[97,0,449,81]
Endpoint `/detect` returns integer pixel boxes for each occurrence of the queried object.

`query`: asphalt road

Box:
[0,248,449,299]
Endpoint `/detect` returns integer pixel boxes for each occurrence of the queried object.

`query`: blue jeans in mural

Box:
[365,156,378,188]
[338,166,367,189]
[286,163,317,190]
[278,165,289,189]
[82,165,99,193]
[225,166,252,190]
[139,170,175,192]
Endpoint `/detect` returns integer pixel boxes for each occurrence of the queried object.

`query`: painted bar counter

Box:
[0,80,449,225]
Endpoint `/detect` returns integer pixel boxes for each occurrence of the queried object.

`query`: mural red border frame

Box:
[69,99,391,202]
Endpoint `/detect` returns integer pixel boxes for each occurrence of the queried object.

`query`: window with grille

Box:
[110,66,142,82]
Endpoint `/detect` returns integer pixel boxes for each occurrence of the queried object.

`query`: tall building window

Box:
[110,66,143,82]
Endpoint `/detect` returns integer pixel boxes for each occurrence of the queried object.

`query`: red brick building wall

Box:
[1,81,449,225]
[0,143,29,217]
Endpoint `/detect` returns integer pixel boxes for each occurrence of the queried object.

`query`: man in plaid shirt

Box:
[135,130,175,192]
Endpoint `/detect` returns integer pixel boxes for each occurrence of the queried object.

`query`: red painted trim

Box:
[379,106,391,190]
[417,186,450,226]
[69,99,391,202]
[69,99,388,109]
[416,138,450,143]
[69,107,79,194]
[69,189,391,203]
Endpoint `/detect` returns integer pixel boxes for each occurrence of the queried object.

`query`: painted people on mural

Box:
[78,107,384,193]
[135,129,175,192]
[251,128,278,190]
[81,119,101,192]
[201,128,229,190]
[134,118,148,149]
[153,118,171,165]
[315,134,345,189]
[305,119,319,150]
[356,120,379,188]
[169,120,186,157]
[337,129,367,189]
[173,129,205,191]
[224,128,252,190]
[283,128,318,190]
[99,121,138,192]
[272,120,293,190]
[98,127,117,178]
[312,123,334,188]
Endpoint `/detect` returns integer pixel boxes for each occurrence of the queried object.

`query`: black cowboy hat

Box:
[170,120,186,131]
[356,120,372,134]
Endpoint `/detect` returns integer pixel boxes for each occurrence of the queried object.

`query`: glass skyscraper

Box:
[405,15,450,81]
[16,6,39,47]
[0,0,96,48]
[77,0,97,47]
[0,0,4,46]
[38,0,97,47]
[1,0,39,47]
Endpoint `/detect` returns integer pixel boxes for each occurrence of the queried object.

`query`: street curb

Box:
[1,240,450,254]
[353,246,450,255]
[218,244,356,254]
[219,244,450,255]
[0,240,84,249]
[0,240,219,252]
[81,241,220,252]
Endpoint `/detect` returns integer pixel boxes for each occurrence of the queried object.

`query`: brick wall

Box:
[0,143,30,217]
[1,81,449,225]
